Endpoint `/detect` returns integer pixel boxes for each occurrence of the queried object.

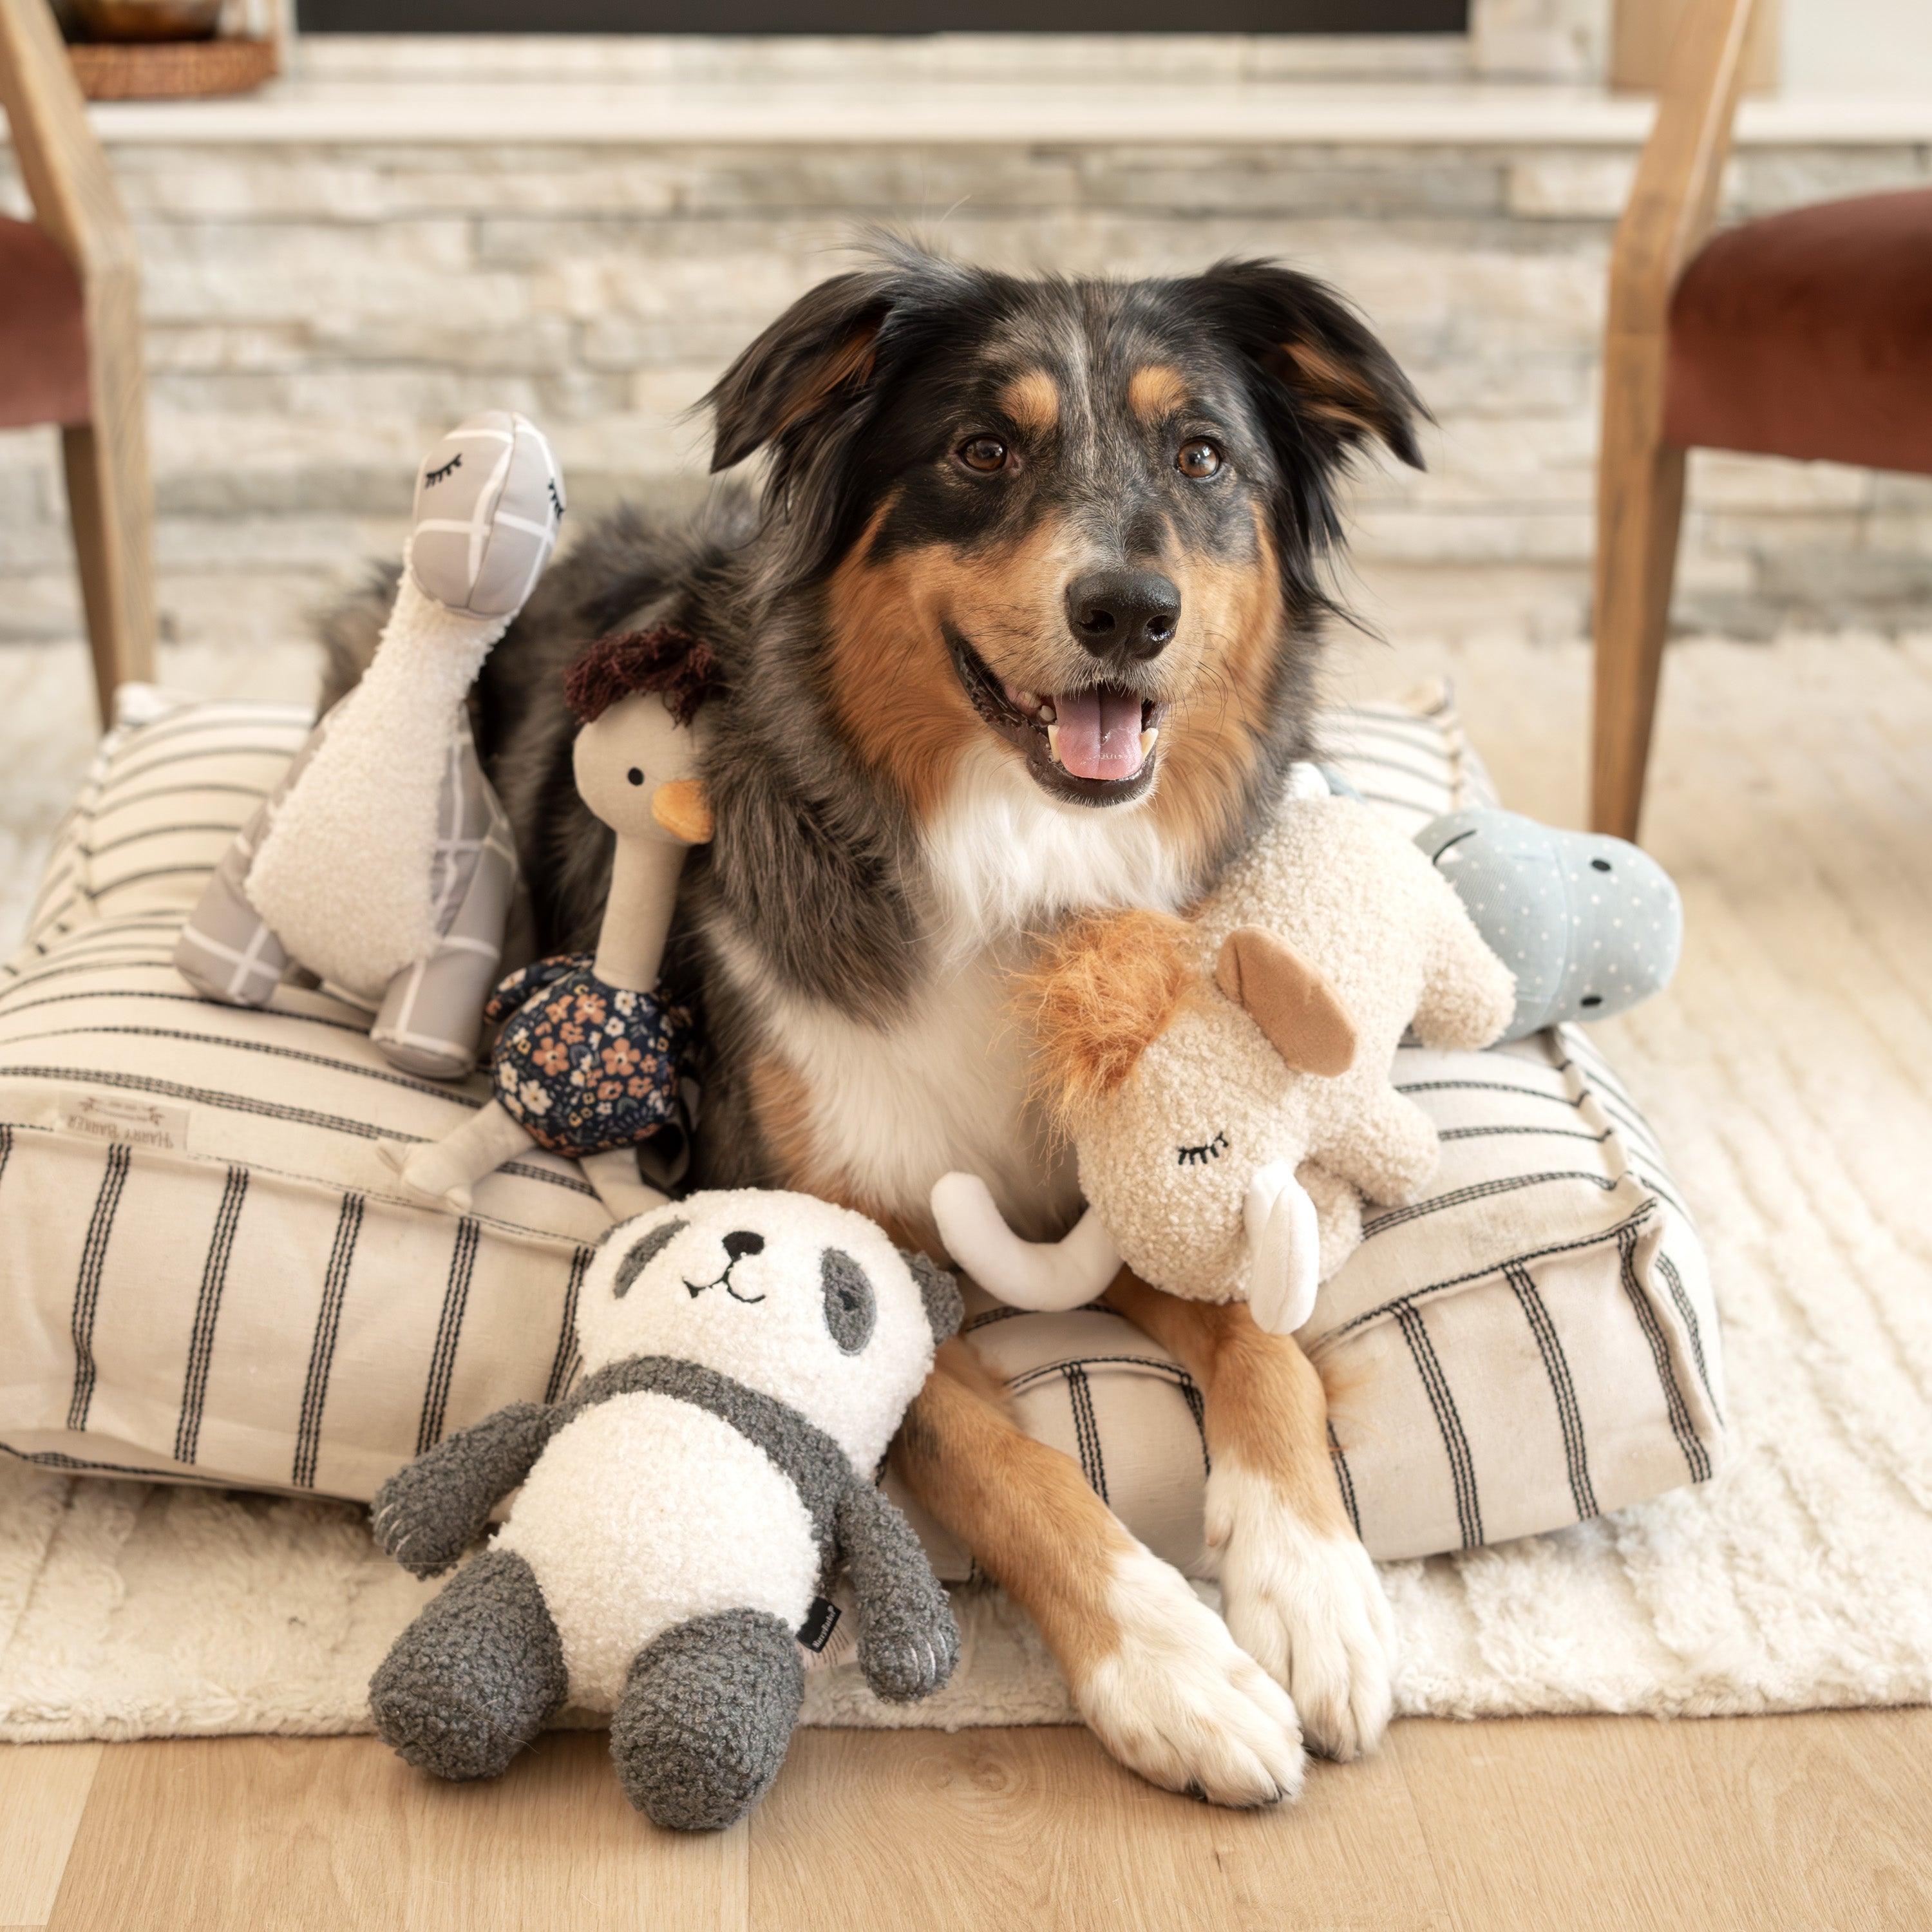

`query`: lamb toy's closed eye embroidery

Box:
[1177,1132,1231,1166]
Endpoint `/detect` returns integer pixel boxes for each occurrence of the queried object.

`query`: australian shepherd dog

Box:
[328,239,1425,1806]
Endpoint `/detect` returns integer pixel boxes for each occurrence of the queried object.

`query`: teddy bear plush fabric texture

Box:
[368,1191,963,1831]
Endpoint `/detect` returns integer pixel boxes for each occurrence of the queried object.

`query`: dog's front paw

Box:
[1208,1464,1394,1761]
[1072,1542,1305,1808]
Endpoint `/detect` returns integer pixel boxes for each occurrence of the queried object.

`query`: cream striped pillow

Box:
[0,684,1722,1567]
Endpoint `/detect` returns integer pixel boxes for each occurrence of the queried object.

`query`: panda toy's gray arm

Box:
[835,1476,960,1703]
[370,1401,560,1578]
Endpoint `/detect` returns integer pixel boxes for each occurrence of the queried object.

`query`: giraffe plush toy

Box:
[175,412,564,1078]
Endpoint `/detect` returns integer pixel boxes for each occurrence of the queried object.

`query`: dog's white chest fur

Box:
[730,743,1191,1239]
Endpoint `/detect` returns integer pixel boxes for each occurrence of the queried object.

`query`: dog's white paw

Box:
[1074,1542,1305,1808]
[1208,1464,1395,1762]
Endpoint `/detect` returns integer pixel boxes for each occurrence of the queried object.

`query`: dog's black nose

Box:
[1066,571,1180,661]
[723,1231,765,1263]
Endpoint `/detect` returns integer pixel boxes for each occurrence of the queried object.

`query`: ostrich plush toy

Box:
[368,1190,963,1832]
[376,629,720,1219]
[934,768,1517,1336]
[175,412,564,1077]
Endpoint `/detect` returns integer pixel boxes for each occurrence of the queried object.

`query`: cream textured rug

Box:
[4,630,1931,1740]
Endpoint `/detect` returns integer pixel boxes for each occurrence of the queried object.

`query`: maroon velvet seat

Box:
[0,213,90,430]
[1665,187,1932,477]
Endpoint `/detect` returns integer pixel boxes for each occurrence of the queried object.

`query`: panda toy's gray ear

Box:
[901,1249,963,1346]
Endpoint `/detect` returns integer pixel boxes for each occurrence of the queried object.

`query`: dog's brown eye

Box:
[958,437,1009,473]
[1177,440,1223,479]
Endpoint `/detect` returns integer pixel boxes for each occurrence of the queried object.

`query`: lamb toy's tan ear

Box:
[1215,927,1359,1077]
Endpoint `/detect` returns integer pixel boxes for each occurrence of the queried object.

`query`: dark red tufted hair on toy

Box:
[564,625,724,728]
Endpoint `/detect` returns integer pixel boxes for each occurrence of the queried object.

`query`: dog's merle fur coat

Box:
[323,240,1423,1222]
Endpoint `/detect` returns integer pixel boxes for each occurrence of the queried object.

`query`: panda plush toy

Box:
[368,1190,964,1831]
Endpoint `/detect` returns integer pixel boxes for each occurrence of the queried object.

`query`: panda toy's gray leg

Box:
[610,1608,804,1831]
[370,1549,567,1782]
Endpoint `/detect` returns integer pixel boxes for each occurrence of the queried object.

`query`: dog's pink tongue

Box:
[1055,687,1144,781]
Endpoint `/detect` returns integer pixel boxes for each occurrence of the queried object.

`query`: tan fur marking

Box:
[1014,908,1196,1133]
[1103,1273,1355,1534]
[999,369,1060,435]
[1127,363,1190,424]
[824,509,1086,824]
[1281,337,1375,402]
[892,1339,1135,1685]
[775,325,879,440]
[1278,338,1385,440]
[829,486,1287,891]
[1144,508,1285,876]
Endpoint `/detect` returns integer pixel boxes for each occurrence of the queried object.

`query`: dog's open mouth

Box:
[946,629,1165,807]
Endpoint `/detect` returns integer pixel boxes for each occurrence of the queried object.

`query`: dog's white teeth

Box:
[1140,727,1159,759]
[1039,699,1057,723]
[1014,687,1039,713]
[1046,722,1061,765]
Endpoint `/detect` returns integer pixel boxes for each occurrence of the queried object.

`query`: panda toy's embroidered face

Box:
[578,1189,962,1472]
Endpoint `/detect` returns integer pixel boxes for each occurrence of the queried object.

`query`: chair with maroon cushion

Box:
[0,0,155,721]
[1591,0,1932,841]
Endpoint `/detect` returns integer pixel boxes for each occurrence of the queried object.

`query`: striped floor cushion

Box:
[0,682,1723,1567]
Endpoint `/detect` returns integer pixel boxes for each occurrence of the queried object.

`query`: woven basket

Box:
[69,36,277,100]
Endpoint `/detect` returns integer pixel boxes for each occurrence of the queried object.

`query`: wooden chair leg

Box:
[63,267,155,726]
[1591,334,1687,844]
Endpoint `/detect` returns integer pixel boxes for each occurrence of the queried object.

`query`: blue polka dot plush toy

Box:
[1413,808,1683,1041]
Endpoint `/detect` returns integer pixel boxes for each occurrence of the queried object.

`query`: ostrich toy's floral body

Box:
[487,953,693,1157]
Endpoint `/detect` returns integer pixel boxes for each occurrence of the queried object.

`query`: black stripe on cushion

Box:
[1330,1202,1658,1343]
[1658,1252,1721,1425]
[415,1217,480,1455]
[1395,1303,1482,1549]
[66,1142,132,1433]
[542,1245,594,1405]
[1361,1168,1632,1239]
[293,1193,365,1490]
[1506,1260,1598,1522]
[1064,1363,1110,1504]
[173,1165,250,1466]
[1618,1225,1710,1482]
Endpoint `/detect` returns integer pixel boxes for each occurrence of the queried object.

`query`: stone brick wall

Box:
[2,33,1928,662]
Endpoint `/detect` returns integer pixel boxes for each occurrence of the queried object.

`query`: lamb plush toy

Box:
[934,768,1517,1336]
[175,411,564,1077]
[368,1190,963,1832]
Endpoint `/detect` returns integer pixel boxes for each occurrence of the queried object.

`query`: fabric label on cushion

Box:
[39,1090,193,1155]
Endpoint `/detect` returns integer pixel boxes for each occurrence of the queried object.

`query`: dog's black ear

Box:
[705,270,894,473]
[1193,258,1426,471]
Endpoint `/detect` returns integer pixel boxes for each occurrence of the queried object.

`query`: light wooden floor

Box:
[5,1710,1929,1931]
